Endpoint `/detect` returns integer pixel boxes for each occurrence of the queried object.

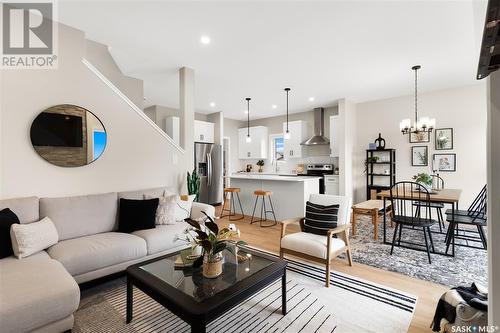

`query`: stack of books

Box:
[174,249,199,269]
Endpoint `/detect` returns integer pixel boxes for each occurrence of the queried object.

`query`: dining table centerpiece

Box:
[412,172,433,191]
[184,212,246,278]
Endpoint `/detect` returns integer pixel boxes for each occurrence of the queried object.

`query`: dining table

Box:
[377,188,462,257]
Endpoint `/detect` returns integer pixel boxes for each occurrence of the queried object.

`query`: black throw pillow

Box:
[118,198,159,233]
[301,201,340,236]
[0,208,20,259]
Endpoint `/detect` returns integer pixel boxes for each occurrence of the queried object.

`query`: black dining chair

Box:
[390,181,438,264]
[445,185,487,250]
[413,175,445,232]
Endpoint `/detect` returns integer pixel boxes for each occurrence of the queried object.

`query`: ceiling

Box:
[58,1,487,120]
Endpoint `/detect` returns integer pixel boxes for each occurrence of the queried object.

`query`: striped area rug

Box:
[75,249,417,333]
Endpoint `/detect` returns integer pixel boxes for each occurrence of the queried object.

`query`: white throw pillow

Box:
[145,194,176,225]
[10,217,59,259]
[175,195,196,222]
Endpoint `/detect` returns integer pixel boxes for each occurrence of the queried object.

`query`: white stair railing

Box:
[82,58,185,153]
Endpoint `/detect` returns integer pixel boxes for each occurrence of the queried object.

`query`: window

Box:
[273,136,284,161]
[93,130,107,160]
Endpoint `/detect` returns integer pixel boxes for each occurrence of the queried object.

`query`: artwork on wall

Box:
[411,146,428,166]
[409,131,430,143]
[435,128,454,150]
[433,153,456,172]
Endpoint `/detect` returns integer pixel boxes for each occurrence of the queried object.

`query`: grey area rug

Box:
[74,252,416,333]
[349,216,487,287]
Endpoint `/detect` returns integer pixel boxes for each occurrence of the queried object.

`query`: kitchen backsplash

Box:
[240,156,338,174]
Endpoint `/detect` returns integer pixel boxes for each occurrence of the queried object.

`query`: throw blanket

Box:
[431,283,488,332]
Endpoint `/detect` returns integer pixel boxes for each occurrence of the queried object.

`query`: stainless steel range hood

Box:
[301,108,330,146]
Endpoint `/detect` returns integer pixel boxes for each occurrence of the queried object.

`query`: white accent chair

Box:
[279,194,353,287]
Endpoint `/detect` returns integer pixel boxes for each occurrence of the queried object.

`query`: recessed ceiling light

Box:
[272,105,277,109]
[308,97,315,102]
[210,102,216,107]
[200,35,211,45]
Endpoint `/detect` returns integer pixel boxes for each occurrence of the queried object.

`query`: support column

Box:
[179,67,195,175]
[488,70,500,325]
[338,98,356,201]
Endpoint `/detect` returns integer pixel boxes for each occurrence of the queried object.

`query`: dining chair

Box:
[390,181,438,264]
[445,185,487,250]
[413,175,445,232]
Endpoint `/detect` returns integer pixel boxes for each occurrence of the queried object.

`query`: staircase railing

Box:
[82,58,185,153]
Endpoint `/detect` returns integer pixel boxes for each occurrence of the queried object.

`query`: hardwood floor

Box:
[215,206,447,333]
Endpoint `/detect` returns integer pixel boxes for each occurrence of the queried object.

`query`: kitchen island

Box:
[226,174,320,221]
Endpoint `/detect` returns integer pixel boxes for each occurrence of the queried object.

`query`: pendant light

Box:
[284,88,291,140]
[245,97,252,143]
[400,65,436,135]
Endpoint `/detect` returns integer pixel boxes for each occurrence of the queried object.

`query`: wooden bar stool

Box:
[220,188,244,220]
[250,190,277,227]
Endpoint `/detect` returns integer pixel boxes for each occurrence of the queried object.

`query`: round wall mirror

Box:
[30,104,107,167]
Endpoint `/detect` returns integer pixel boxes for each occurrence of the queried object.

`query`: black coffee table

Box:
[126,249,287,333]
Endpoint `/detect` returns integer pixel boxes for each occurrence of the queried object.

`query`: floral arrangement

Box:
[179,212,246,268]
[412,172,433,187]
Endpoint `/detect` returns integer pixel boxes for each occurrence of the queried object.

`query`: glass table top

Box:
[139,250,275,302]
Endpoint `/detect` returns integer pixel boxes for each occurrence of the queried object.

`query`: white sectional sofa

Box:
[0,187,215,333]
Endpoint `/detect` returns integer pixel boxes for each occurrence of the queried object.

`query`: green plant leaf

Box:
[184,218,201,230]
[201,240,212,253]
[205,222,219,235]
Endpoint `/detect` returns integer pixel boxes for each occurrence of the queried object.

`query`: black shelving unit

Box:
[366,149,396,200]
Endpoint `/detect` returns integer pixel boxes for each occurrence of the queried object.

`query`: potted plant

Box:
[184,212,246,278]
[256,160,265,173]
[187,169,200,202]
[412,172,433,191]
[364,156,379,173]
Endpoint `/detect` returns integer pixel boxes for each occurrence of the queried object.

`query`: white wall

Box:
[338,99,356,199]
[487,70,500,326]
[223,118,245,174]
[353,83,487,207]
[0,22,191,199]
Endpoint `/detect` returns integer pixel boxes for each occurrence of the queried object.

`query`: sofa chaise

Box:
[0,187,214,333]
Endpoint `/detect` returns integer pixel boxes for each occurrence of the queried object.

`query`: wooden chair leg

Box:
[279,249,284,259]
[372,209,378,240]
[326,260,331,287]
[344,230,353,266]
[351,210,357,236]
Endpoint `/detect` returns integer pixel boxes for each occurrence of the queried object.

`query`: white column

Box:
[488,70,500,325]
[179,67,195,174]
[338,98,356,201]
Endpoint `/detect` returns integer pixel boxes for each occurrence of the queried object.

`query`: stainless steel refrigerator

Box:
[194,142,223,205]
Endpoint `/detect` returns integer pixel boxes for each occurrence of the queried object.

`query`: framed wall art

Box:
[435,128,453,150]
[433,153,456,172]
[411,146,428,166]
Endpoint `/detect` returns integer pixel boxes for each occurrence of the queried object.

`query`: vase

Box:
[258,166,263,173]
[203,253,223,278]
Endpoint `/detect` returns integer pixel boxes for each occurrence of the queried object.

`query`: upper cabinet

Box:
[330,115,340,157]
[282,120,308,159]
[194,120,215,143]
[238,126,268,159]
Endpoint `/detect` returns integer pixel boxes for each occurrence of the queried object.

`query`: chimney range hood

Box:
[301,108,330,146]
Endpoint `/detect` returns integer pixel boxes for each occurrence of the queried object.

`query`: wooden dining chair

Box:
[390,181,438,264]
[413,175,445,232]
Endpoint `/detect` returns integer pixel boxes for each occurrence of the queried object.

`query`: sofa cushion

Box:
[40,192,118,241]
[132,222,190,255]
[0,208,20,259]
[281,232,346,259]
[10,217,59,258]
[118,198,159,233]
[0,252,80,333]
[118,187,166,200]
[0,196,39,224]
[47,232,147,276]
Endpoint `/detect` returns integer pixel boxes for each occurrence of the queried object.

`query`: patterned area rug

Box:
[349,216,487,287]
[74,250,416,333]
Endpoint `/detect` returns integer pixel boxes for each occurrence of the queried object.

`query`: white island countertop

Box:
[226,174,321,182]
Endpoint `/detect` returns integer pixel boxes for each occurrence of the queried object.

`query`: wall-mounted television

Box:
[30,112,83,147]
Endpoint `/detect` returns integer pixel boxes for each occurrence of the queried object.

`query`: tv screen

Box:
[31,112,83,147]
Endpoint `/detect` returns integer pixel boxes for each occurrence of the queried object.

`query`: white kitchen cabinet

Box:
[324,175,339,195]
[194,120,214,143]
[238,126,268,159]
[330,115,340,157]
[282,120,308,159]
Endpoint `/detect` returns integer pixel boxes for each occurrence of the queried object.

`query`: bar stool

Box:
[220,188,244,220]
[250,190,277,227]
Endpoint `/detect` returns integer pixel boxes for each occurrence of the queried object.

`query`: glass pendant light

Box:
[284,88,291,139]
[246,98,252,143]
